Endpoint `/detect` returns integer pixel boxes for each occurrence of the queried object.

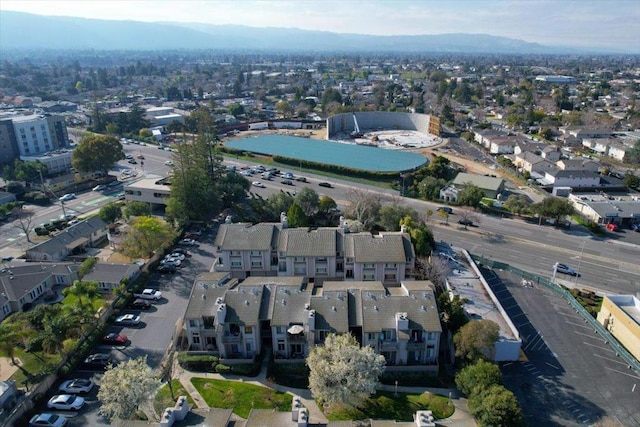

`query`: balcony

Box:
[406,340,425,350]
[221,333,241,344]
[379,340,398,351]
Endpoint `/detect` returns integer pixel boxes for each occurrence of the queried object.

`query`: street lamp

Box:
[574,241,586,286]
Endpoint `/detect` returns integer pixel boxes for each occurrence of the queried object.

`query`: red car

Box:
[101,333,128,345]
[605,223,619,231]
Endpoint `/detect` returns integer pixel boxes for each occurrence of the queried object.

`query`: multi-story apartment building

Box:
[0,114,70,167]
[213,221,415,285]
[182,274,441,371]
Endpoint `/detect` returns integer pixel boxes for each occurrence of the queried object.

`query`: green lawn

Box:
[61,293,105,312]
[1,348,60,387]
[190,378,291,418]
[153,380,196,415]
[326,391,454,421]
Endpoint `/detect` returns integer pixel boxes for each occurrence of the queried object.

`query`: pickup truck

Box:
[133,289,162,300]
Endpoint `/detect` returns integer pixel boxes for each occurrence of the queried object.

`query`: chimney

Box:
[291,396,302,421]
[396,312,409,330]
[401,224,408,233]
[216,303,227,323]
[308,309,315,330]
[339,216,348,232]
[225,215,232,224]
[282,214,288,228]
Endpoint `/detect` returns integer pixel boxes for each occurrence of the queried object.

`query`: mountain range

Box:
[0,11,582,54]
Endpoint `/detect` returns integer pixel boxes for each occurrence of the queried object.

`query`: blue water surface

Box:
[225,135,427,172]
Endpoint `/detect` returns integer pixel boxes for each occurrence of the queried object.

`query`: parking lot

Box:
[483,268,640,426]
[33,226,219,426]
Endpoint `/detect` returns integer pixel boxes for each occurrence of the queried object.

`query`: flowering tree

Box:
[98,356,161,422]
[307,333,385,409]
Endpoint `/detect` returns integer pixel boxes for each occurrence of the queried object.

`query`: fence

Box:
[470,254,640,374]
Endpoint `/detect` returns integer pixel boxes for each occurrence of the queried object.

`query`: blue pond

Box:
[225,135,427,172]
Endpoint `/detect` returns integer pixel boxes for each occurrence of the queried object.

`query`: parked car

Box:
[554,262,577,276]
[165,160,174,166]
[29,413,68,427]
[92,184,107,191]
[101,332,128,345]
[458,219,473,226]
[171,247,189,255]
[167,252,186,261]
[129,298,152,310]
[60,213,77,221]
[281,179,294,186]
[114,314,141,326]
[318,182,333,188]
[59,193,75,202]
[437,206,453,214]
[47,394,85,411]
[127,158,137,164]
[125,154,134,159]
[58,378,94,394]
[295,176,307,182]
[134,288,162,300]
[156,264,176,274]
[632,223,640,232]
[83,353,114,370]
[183,232,200,240]
[605,223,619,231]
[178,238,197,246]
[161,258,181,268]
[282,172,294,179]
[252,181,265,188]
[136,154,144,159]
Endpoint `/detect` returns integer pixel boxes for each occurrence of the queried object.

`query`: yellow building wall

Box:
[597,296,640,361]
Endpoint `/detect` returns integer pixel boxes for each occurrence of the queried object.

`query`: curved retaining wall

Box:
[326,112,432,138]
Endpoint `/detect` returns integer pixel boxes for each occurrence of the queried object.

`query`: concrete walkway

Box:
[175,358,476,426]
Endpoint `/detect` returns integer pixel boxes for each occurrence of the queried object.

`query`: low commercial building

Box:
[442,172,506,201]
[26,216,108,261]
[568,192,640,228]
[597,295,640,362]
[82,262,141,292]
[123,175,171,208]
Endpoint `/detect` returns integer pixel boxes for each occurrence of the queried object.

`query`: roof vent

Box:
[332,306,336,311]
[245,300,249,305]
[304,303,310,310]
[282,298,286,305]
[373,305,378,311]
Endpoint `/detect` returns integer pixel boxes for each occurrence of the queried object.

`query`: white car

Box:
[252,181,265,188]
[282,172,294,179]
[59,193,76,202]
[554,262,577,276]
[29,413,68,427]
[47,394,85,410]
[161,258,181,268]
[178,238,197,246]
[114,313,141,325]
[165,160,174,166]
[135,288,163,300]
[168,252,186,261]
[92,184,107,191]
[60,213,77,220]
[58,378,94,394]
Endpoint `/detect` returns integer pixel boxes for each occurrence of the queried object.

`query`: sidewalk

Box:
[176,357,476,426]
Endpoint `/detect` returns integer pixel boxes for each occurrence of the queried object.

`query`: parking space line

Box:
[565,320,593,329]
[582,341,614,352]
[572,330,600,339]
[594,354,637,368]
[603,365,640,379]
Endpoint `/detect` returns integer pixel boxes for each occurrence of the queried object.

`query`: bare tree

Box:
[416,255,451,290]
[343,189,381,230]
[160,349,177,400]
[458,209,480,229]
[437,209,450,225]
[13,207,35,243]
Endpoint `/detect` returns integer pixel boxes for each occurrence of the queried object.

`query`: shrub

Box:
[177,353,219,372]
[214,364,232,374]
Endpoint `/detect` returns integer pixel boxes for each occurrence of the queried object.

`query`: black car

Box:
[458,219,473,226]
[318,182,333,188]
[281,179,294,185]
[82,353,114,370]
[295,176,307,182]
[157,264,176,274]
[129,298,152,310]
[171,247,189,255]
[437,206,453,214]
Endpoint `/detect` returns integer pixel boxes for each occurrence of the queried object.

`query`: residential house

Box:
[26,216,108,261]
[0,262,78,321]
[607,140,632,162]
[213,222,415,285]
[568,193,640,228]
[82,263,141,292]
[0,380,18,413]
[514,152,557,174]
[559,127,611,140]
[556,159,600,172]
[541,145,562,161]
[582,137,611,155]
[446,172,506,199]
[543,169,601,188]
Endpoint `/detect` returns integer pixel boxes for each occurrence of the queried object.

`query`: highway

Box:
[2,142,638,295]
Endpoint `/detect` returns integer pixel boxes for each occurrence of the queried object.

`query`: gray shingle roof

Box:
[223,286,265,326]
[310,290,349,332]
[278,227,337,256]
[27,216,107,256]
[184,273,234,319]
[0,262,77,301]
[82,263,139,285]
[344,232,411,263]
[214,223,278,251]
[270,285,312,325]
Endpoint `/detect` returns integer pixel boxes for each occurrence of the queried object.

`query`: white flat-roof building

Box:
[123,175,171,208]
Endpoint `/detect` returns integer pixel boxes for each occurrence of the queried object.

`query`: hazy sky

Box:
[2,0,639,52]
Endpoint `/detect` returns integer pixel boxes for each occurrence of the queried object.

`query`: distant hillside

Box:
[0,10,573,54]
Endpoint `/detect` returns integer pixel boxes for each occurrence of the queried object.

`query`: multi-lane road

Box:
[2,141,638,295]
